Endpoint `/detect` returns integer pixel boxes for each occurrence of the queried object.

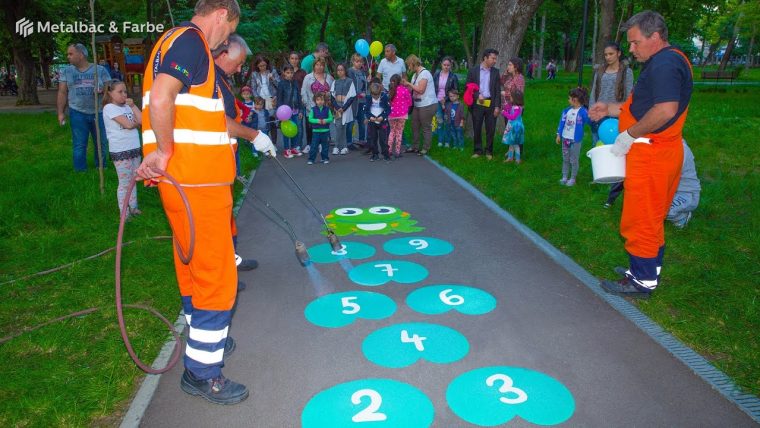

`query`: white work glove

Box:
[252,132,277,157]
[611,130,636,157]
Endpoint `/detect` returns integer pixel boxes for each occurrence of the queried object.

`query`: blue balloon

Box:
[598,118,619,145]
[354,39,369,57]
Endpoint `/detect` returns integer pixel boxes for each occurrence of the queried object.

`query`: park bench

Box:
[701,68,740,83]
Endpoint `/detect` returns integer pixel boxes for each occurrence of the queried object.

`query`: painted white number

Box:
[400,329,427,351]
[374,263,398,277]
[486,374,528,405]
[341,296,360,315]
[331,245,348,256]
[351,389,388,422]
[439,289,465,306]
[409,239,429,250]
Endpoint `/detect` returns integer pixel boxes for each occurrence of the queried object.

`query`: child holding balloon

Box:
[277,64,304,158]
[555,87,591,186]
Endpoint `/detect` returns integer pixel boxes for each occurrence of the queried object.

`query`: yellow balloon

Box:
[370,41,383,57]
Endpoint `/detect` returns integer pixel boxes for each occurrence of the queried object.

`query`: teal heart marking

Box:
[307,241,376,264]
[304,291,397,328]
[446,366,575,426]
[348,260,429,286]
[362,322,469,368]
[406,285,497,316]
[302,378,434,428]
[383,236,454,256]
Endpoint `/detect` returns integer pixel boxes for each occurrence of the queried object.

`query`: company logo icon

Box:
[16,18,34,37]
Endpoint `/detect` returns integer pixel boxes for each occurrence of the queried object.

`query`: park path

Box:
[137,150,755,427]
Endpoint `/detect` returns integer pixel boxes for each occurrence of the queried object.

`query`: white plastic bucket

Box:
[586,144,626,183]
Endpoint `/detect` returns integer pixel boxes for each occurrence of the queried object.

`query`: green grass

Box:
[0,113,257,427]
[429,70,760,396]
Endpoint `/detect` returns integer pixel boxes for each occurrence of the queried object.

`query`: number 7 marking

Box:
[374,263,398,277]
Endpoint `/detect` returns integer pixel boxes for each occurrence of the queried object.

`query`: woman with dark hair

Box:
[250,55,280,145]
[433,56,459,147]
[501,57,525,154]
[590,42,633,208]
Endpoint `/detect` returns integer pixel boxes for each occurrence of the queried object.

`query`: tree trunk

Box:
[699,36,707,66]
[456,14,473,68]
[616,0,634,43]
[565,32,584,72]
[2,0,39,105]
[532,14,537,61]
[747,31,755,68]
[318,4,331,43]
[40,46,52,89]
[537,10,545,79]
[719,11,742,72]
[472,25,480,66]
[706,39,722,64]
[479,0,545,71]
[595,0,615,65]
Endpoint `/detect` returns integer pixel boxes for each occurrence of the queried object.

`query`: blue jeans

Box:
[436,103,448,145]
[448,125,464,148]
[70,108,108,171]
[309,131,330,162]
[348,108,365,144]
[283,111,303,150]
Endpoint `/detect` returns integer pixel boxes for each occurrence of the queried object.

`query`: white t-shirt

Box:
[412,69,436,108]
[103,103,140,153]
[562,107,580,140]
[370,97,383,118]
[377,57,406,90]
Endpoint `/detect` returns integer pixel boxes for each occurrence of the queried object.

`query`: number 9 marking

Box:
[485,374,528,405]
[408,239,429,250]
[351,389,388,422]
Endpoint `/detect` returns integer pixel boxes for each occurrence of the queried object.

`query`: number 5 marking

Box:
[486,374,528,404]
[409,239,429,250]
[374,263,398,277]
[351,389,387,422]
[341,296,360,315]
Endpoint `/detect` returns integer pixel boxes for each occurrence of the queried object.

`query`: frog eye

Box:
[368,206,397,215]
[335,207,363,216]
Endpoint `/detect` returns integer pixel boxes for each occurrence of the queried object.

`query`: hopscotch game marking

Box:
[302,208,575,426]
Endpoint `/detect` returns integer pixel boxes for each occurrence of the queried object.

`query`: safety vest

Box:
[142,26,234,186]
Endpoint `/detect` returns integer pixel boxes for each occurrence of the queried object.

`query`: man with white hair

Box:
[377,43,406,91]
[57,43,111,171]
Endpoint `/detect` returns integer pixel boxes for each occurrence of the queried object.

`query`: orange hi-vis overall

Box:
[142,25,236,380]
[619,48,692,290]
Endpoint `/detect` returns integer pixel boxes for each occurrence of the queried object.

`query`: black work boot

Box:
[600,277,652,299]
[236,254,259,271]
[180,370,249,405]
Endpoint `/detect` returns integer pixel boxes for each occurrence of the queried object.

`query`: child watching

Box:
[330,62,356,156]
[387,74,412,159]
[102,80,142,218]
[241,86,254,110]
[444,88,465,150]
[246,97,270,156]
[307,92,333,164]
[277,64,304,158]
[502,89,525,163]
[556,87,591,186]
[348,53,368,147]
[363,81,391,162]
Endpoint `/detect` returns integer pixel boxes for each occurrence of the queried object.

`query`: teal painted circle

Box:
[307,241,376,264]
[302,378,434,428]
[447,366,575,426]
[304,291,397,328]
[406,285,497,316]
[383,236,454,256]
[362,322,469,368]
[348,260,429,286]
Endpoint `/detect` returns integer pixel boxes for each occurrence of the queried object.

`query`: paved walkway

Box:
[138,151,756,427]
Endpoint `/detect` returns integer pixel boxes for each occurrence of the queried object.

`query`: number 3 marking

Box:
[374,263,398,277]
[486,374,528,405]
[332,244,348,256]
[408,239,429,250]
[351,389,387,422]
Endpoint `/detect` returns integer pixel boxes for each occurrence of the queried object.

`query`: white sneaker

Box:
[437,142,443,147]
[303,145,311,153]
[340,148,349,155]
[332,147,339,155]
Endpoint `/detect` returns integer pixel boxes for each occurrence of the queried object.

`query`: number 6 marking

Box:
[374,263,398,277]
[439,289,464,306]
[351,389,387,422]
[486,374,528,405]
[409,239,429,250]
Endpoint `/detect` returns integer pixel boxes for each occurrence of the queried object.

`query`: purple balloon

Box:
[276,105,292,121]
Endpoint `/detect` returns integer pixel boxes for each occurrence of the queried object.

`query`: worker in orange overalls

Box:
[211,33,267,291]
[135,0,274,405]
[590,10,693,298]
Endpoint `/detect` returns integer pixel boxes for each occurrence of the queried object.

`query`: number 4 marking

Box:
[374,263,398,277]
[341,296,360,315]
[352,389,387,422]
[400,329,427,351]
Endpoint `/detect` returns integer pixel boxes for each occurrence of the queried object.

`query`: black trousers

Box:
[367,121,389,156]
[471,103,496,155]
[607,182,625,204]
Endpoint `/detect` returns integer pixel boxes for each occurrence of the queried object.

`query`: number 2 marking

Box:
[486,374,528,405]
[351,389,387,422]
[400,329,427,351]
[408,239,429,250]
[374,263,398,277]
[341,296,360,315]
